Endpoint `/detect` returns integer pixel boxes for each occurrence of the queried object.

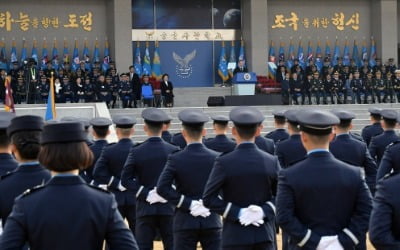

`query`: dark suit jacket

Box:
[0,175,138,250]
[160,81,173,96]
[369,173,400,249]
[0,153,18,176]
[233,66,248,75]
[203,143,280,247]
[121,137,179,218]
[93,138,136,206]
[157,143,222,231]
[130,72,141,99]
[277,152,372,249]
[204,134,236,153]
[0,163,51,226]
[330,134,377,193]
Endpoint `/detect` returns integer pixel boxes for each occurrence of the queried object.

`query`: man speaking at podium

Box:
[233,59,248,75]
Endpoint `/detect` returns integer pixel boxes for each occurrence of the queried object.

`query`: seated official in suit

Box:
[0,122,138,250]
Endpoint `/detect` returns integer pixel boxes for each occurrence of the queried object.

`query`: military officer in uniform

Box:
[38,75,49,103]
[330,109,377,197]
[369,171,400,249]
[0,122,138,250]
[275,109,307,168]
[361,108,384,146]
[351,71,364,104]
[276,109,372,250]
[369,109,399,166]
[81,117,111,184]
[119,73,133,108]
[204,115,236,153]
[121,108,180,250]
[0,116,51,227]
[93,116,137,235]
[157,109,222,250]
[203,106,280,250]
[171,132,188,149]
[265,111,289,143]
[0,112,17,176]
[393,70,400,102]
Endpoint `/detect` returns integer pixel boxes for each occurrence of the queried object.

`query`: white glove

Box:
[189,200,211,218]
[146,188,168,204]
[239,205,264,227]
[118,181,127,192]
[98,184,108,190]
[316,236,344,250]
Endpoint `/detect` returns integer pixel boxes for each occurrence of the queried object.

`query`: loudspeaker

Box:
[207,96,225,106]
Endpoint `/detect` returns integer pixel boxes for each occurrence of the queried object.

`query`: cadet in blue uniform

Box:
[276,109,372,250]
[275,109,306,168]
[330,110,377,197]
[157,109,222,250]
[204,115,236,153]
[171,132,187,149]
[0,122,138,250]
[255,132,275,155]
[0,112,17,176]
[265,111,289,143]
[369,109,399,165]
[38,75,49,103]
[361,108,384,146]
[121,108,180,250]
[93,116,137,234]
[203,106,280,250]
[81,117,111,184]
[369,172,400,249]
[161,118,173,143]
[0,116,51,227]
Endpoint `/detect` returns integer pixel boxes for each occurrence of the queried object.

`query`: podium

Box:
[232,72,257,95]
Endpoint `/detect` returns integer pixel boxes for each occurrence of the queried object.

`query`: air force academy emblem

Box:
[173,50,196,79]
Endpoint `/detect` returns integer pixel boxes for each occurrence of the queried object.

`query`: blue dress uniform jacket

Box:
[369,173,400,249]
[330,134,377,193]
[121,137,179,218]
[204,134,236,153]
[275,134,307,168]
[369,130,399,165]
[162,131,172,143]
[276,152,372,250]
[0,175,138,250]
[171,133,187,149]
[0,163,51,226]
[361,122,383,146]
[255,136,275,155]
[265,129,290,143]
[157,143,222,231]
[93,138,135,206]
[0,153,18,176]
[81,139,108,183]
[203,143,280,247]
[377,140,400,180]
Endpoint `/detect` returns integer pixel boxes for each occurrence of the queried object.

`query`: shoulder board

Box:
[387,140,400,148]
[88,184,111,193]
[20,184,46,197]
[383,171,400,180]
[0,171,15,180]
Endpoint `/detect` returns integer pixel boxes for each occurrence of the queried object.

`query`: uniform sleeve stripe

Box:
[343,228,359,245]
[177,195,185,208]
[267,201,276,215]
[298,229,311,247]
[135,186,144,198]
[222,202,232,219]
[107,176,114,186]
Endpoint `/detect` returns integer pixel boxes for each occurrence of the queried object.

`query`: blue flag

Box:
[45,76,56,121]
[369,39,376,67]
[151,43,162,80]
[218,42,229,82]
[134,42,142,76]
[297,41,305,69]
[52,41,59,71]
[238,40,245,65]
[93,41,100,64]
[343,41,350,66]
[0,42,7,70]
[307,41,313,66]
[72,40,80,72]
[332,40,340,66]
[102,40,110,73]
[278,42,285,62]
[10,40,17,69]
[325,40,331,63]
[268,41,277,80]
[142,43,151,76]
[228,41,236,78]
[20,40,27,66]
[286,40,295,69]
[41,42,48,70]
[31,41,39,68]
[82,42,91,72]
[361,41,368,66]
[62,40,69,66]
[352,40,360,68]
[315,41,323,72]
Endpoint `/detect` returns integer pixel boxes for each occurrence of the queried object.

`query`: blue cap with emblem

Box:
[381,109,398,121]
[41,122,87,145]
[113,115,137,128]
[142,108,171,123]
[178,109,209,125]
[330,109,356,121]
[7,115,44,137]
[272,110,286,119]
[211,115,229,125]
[90,117,112,128]
[284,109,299,125]
[368,107,381,116]
[229,106,264,125]
[296,109,340,135]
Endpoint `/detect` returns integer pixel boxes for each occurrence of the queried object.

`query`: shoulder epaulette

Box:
[384,171,400,180]
[0,170,16,180]
[387,140,400,148]
[20,184,46,197]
